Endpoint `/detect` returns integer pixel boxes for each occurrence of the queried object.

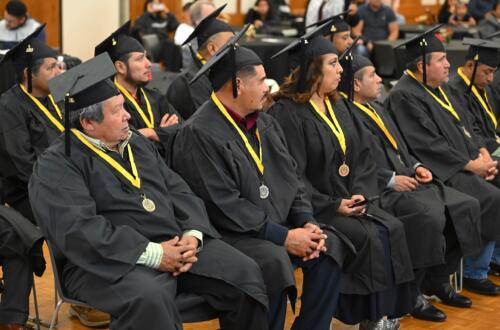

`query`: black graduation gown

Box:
[166,57,212,120]
[0,205,45,276]
[121,86,181,160]
[386,73,500,242]
[350,100,482,264]
[0,84,62,221]
[171,99,354,300]
[28,132,268,309]
[487,70,500,118]
[448,73,500,154]
[268,97,414,294]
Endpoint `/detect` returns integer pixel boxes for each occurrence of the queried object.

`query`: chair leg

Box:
[49,300,64,330]
[457,258,463,293]
[31,275,41,330]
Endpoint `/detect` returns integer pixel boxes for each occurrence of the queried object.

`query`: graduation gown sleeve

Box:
[385,90,471,181]
[268,100,343,213]
[172,124,290,244]
[29,147,150,283]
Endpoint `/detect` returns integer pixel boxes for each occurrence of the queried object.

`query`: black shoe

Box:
[463,278,500,296]
[410,295,447,322]
[423,283,472,308]
[489,263,500,276]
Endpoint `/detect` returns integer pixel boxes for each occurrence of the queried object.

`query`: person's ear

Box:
[354,78,362,93]
[80,117,96,132]
[115,61,127,75]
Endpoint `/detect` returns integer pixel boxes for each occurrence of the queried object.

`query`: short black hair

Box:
[406,53,432,72]
[6,0,27,18]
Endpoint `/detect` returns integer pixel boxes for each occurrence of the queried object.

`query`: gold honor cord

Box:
[196,52,207,65]
[114,79,154,129]
[19,84,65,132]
[405,70,461,122]
[309,98,347,155]
[71,129,141,189]
[457,67,497,128]
[211,92,264,175]
[353,101,398,150]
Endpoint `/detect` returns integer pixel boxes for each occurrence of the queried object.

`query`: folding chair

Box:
[46,241,217,329]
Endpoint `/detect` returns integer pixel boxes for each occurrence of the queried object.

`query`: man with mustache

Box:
[95,21,181,160]
[386,26,500,296]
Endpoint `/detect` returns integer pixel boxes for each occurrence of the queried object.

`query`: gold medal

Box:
[259,184,269,199]
[462,126,472,138]
[339,163,350,177]
[142,196,156,212]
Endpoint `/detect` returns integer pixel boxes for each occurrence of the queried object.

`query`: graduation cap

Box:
[48,53,121,155]
[462,37,500,92]
[485,30,500,40]
[272,18,338,93]
[190,24,262,98]
[305,11,350,42]
[182,4,233,48]
[0,24,57,93]
[395,24,445,85]
[94,20,145,62]
[338,35,364,101]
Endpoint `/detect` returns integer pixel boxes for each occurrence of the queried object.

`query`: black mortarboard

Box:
[0,24,57,92]
[272,19,338,93]
[339,54,373,98]
[485,30,500,40]
[48,53,120,155]
[395,24,445,85]
[464,38,500,68]
[462,37,500,92]
[190,24,262,98]
[305,11,350,42]
[94,21,145,62]
[182,4,233,47]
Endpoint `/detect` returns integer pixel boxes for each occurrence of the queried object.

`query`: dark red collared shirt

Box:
[225,106,259,132]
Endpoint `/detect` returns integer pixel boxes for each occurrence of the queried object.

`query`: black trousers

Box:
[421,218,463,290]
[66,265,267,330]
[268,255,342,330]
[0,255,32,324]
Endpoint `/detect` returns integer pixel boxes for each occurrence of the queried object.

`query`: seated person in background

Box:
[95,21,181,161]
[167,5,233,120]
[28,54,269,330]
[180,0,217,72]
[385,26,500,296]
[479,0,500,38]
[269,34,414,330]
[0,25,62,224]
[381,0,405,24]
[172,33,350,329]
[468,0,495,22]
[439,0,458,24]
[0,0,44,50]
[341,54,481,322]
[357,0,399,52]
[134,0,179,41]
[449,0,477,27]
[173,1,195,47]
[244,0,275,32]
[0,204,45,330]
[305,0,362,32]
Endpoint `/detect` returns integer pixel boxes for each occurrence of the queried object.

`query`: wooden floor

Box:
[16,245,500,330]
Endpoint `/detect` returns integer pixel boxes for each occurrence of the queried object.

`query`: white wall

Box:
[62,0,128,60]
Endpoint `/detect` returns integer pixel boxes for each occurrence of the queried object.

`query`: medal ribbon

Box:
[457,67,497,128]
[71,129,141,189]
[352,101,398,150]
[405,70,461,122]
[19,84,64,132]
[309,97,347,155]
[114,79,154,128]
[211,92,264,174]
